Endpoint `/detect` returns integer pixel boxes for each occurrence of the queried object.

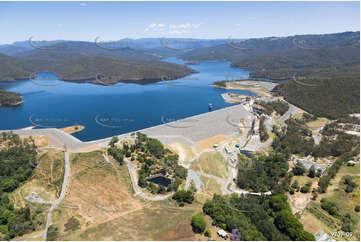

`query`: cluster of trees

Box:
[172,190,194,206]
[259,116,269,142]
[236,153,288,192]
[320,198,339,216]
[342,175,357,193]
[212,80,227,88]
[313,131,359,158]
[318,152,353,193]
[272,118,315,158]
[202,194,315,240]
[109,132,186,194]
[257,100,289,116]
[0,132,44,240]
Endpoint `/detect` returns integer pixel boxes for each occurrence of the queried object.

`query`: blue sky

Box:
[0,1,359,44]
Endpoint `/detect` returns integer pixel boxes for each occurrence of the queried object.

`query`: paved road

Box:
[280,102,299,126]
[42,151,70,240]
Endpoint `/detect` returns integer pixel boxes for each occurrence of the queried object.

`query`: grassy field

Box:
[200,175,222,197]
[190,152,229,179]
[306,117,329,130]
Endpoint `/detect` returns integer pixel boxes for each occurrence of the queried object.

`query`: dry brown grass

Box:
[20,135,50,147]
[197,135,231,150]
[306,118,329,131]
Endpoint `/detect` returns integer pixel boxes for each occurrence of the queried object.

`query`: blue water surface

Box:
[0,57,256,141]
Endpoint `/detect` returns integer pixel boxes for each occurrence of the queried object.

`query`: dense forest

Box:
[237,153,289,192]
[0,132,45,240]
[203,194,315,240]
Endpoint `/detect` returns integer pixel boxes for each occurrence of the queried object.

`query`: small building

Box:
[213,144,219,148]
[224,146,231,154]
[315,231,336,241]
[296,157,327,175]
[217,229,228,239]
[347,160,356,166]
[235,144,240,148]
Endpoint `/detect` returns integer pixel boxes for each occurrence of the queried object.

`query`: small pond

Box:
[148,176,172,187]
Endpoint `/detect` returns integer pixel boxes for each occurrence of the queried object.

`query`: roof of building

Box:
[217,229,228,237]
[315,231,336,241]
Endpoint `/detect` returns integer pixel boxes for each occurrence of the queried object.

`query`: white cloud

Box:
[148,23,166,29]
[57,23,63,28]
[168,30,190,35]
[145,23,201,34]
[169,23,201,29]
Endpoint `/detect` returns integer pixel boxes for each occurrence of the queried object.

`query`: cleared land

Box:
[10,148,65,204]
[306,118,329,130]
[197,135,231,150]
[190,152,229,179]
[48,151,202,240]
[60,125,85,134]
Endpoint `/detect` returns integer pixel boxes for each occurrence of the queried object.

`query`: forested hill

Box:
[181,31,360,119]
[181,31,360,74]
[0,41,196,84]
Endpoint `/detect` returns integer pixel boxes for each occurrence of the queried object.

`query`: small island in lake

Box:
[0,89,24,107]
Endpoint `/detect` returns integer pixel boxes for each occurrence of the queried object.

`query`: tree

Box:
[308,165,316,178]
[354,205,360,212]
[109,136,119,147]
[204,229,211,238]
[292,161,306,176]
[172,190,194,205]
[291,180,299,190]
[191,214,206,233]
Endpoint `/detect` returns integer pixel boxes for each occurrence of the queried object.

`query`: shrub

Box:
[191,214,206,233]
[204,229,211,237]
[300,186,310,193]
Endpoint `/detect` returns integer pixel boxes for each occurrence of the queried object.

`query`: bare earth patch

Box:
[197,135,231,150]
[60,125,85,134]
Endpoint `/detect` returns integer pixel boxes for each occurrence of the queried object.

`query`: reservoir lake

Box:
[0,57,256,141]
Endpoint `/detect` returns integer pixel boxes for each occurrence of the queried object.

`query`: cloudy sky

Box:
[0,1,359,44]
